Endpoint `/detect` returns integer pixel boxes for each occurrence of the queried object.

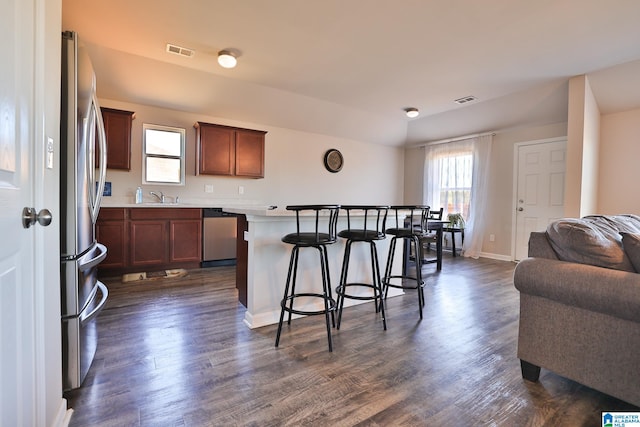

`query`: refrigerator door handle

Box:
[85,106,96,216]
[90,91,107,223]
[80,281,108,325]
[78,243,107,272]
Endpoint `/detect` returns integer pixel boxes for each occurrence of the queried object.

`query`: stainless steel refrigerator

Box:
[60,31,109,391]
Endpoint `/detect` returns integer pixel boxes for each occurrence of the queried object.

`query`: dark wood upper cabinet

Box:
[235,129,265,178]
[195,122,266,178]
[101,107,135,170]
[196,123,235,176]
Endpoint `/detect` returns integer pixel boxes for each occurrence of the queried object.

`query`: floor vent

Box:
[454,95,477,104]
[166,43,195,58]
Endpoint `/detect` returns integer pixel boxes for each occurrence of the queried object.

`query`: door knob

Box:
[518,207,524,212]
[22,207,53,229]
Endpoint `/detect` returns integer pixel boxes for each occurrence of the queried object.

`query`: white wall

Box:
[99,99,405,207]
[598,107,640,214]
[402,145,425,204]
[566,75,601,217]
[580,77,601,215]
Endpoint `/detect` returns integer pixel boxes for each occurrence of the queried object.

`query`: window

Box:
[424,140,473,219]
[423,134,493,258]
[143,124,185,185]
[438,151,472,218]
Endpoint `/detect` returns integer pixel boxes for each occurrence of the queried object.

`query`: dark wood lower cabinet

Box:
[97,208,202,276]
[170,220,202,262]
[130,220,168,267]
[96,208,127,270]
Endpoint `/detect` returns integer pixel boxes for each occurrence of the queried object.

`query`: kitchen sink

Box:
[142,202,180,206]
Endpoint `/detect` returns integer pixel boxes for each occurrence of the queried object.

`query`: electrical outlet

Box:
[205,184,214,193]
[489,234,495,242]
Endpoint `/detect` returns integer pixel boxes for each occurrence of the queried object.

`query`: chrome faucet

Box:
[149,191,165,203]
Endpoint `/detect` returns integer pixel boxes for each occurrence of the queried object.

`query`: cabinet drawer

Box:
[98,208,126,221]
[130,208,202,221]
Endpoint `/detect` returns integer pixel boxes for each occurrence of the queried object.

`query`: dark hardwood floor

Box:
[65,257,638,426]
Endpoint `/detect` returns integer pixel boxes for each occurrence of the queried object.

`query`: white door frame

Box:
[511,136,567,261]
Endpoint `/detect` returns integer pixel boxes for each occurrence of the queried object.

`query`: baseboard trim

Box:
[477,252,513,262]
[53,398,72,427]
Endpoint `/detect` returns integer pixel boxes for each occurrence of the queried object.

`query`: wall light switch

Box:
[46,137,54,169]
[238,186,244,195]
[489,234,495,242]
[205,184,214,193]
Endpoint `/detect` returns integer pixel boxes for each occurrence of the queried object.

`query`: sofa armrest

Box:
[514,257,640,323]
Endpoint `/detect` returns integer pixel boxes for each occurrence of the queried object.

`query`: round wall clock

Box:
[323,149,344,173]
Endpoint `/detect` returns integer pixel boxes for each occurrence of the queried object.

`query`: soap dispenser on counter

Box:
[135,186,143,204]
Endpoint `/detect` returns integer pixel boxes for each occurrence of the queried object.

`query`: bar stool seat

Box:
[275,205,340,352]
[383,205,430,319]
[335,205,389,330]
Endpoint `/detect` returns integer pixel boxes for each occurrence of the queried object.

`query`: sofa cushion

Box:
[621,232,640,273]
[584,214,640,234]
[547,217,635,272]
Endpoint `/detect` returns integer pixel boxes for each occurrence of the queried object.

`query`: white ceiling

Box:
[62,0,640,146]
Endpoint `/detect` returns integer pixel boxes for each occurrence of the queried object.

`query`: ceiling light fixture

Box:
[217,50,237,68]
[405,107,419,118]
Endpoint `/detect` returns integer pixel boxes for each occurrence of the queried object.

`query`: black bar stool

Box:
[275,205,340,352]
[335,205,389,330]
[383,206,430,319]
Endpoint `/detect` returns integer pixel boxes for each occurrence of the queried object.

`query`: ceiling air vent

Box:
[454,95,477,105]
[166,43,195,58]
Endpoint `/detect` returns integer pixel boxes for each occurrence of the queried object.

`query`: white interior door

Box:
[1,0,62,426]
[514,138,567,261]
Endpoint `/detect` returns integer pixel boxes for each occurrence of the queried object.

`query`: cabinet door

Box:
[96,208,127,269]
[196,123,235,175]
[130,220,168,267]
[101,107,134,170]
[96,222,127,269]
[235,129,265,178]
[170,219,202,263]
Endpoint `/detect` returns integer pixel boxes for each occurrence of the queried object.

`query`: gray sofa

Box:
[513,214,640,407]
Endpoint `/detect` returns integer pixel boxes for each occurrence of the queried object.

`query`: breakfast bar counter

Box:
[224,207,404,329]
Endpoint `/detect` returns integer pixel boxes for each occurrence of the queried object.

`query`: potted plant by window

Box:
[447,213,465,228]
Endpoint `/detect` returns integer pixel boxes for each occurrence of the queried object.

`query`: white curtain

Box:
[423,134,493,258]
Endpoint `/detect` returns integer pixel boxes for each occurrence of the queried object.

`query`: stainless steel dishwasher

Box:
[202,208,237,267]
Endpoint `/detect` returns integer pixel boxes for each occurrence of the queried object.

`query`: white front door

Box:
[514,138,567,261]
[1,0,62,426]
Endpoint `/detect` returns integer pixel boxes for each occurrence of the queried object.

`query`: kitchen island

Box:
[224,207,405,329]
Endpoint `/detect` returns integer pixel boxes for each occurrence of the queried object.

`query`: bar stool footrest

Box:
[281,293,336,317]
[383,275,425,291]
[335,283,381,301]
